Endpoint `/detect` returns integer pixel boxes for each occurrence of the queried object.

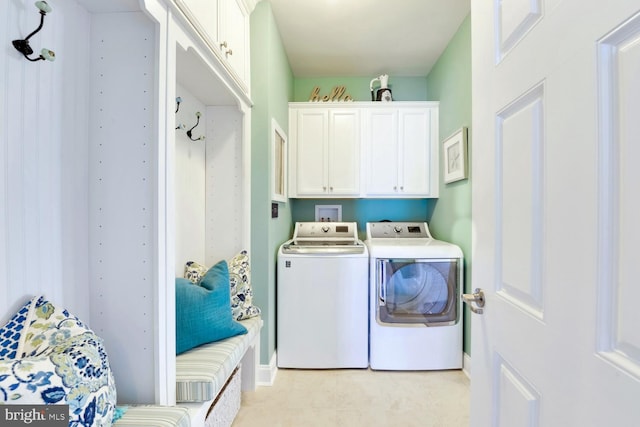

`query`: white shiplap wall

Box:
[174,84,207,273]
[87,11,159,404]
[1,0,91,322]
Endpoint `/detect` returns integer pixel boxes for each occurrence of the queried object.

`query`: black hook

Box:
[12,1,56,62]
[186,112,205,141]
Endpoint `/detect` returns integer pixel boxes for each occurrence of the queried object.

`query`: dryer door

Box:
[376,258,459,326]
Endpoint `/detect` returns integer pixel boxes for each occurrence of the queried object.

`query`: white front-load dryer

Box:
[366,222,463,370]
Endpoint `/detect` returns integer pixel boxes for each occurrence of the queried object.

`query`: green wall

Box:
[291,199,435,240]
[426,14,472,355]
[250,1,294,364]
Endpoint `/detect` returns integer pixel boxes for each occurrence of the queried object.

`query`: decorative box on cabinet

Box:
[288,105,361,198]
[364,103,439,198]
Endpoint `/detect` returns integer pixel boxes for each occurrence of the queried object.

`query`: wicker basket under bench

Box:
[114,316,262,427]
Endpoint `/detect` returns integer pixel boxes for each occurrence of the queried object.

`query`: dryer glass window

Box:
[376,258,459,326]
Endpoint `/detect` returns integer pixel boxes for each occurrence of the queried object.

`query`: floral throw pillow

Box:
[184,261,208,284]
[0,298,31,360]
[228,250,261,321]
[0,296,117,425]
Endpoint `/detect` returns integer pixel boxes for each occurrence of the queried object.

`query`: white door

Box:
[471,0,640,425]
[328,109,361,195]
[366,109,399,195]
[399,108,432,196]
[220,0,247,83]
[294,109,328,196]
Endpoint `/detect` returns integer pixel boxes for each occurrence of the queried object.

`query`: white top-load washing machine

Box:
[277,222,369,369]
[366,222,463,370]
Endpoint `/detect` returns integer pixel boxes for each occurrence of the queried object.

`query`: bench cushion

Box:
[114,405,190,427]
[175,316,261,402]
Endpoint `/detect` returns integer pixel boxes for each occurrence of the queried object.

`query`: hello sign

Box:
[309,86,353,102]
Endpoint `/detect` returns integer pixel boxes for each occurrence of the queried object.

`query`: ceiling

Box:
[266,0,470,78]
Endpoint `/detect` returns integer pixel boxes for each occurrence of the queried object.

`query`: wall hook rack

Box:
[186,112,205,141]
[12,1,56,62]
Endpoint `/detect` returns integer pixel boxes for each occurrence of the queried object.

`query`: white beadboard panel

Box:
[597,11,640,380]
[174,84,207,273]
[205,106,245,265]
[0,1,91,322]
[496,83,545,320]
[58,1,92,320]
[88,11,157,404]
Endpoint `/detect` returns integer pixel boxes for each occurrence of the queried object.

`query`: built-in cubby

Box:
[1,0,253,407]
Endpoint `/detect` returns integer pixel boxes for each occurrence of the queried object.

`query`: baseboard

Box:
[463,352,471,379]
[257,351,468,384]
[257,350,278,386]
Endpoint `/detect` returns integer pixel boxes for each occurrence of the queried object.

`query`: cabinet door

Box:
[328,110,361,195]
[366,109,399,196]
[174,0,220,48]
[399,108,432,195]
[220,0,246,84]
[294,110,328,196]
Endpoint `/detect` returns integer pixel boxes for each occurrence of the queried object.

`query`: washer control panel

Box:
[367,222,432,239]
[292,222,360,246]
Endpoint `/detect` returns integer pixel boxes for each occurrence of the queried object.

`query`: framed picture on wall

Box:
[271,118,288,203]
[442,127,468,184]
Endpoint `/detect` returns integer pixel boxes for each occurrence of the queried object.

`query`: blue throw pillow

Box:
[175,261,247,355]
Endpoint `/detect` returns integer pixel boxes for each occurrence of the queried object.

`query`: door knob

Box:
[462,288,485,314]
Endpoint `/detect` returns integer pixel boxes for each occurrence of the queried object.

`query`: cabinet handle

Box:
[226,48,233,57]
[220,41,228,49]
[323,186,327,192]
[393,186,397,191]
[400,186,404,191]
[329,186,333,192]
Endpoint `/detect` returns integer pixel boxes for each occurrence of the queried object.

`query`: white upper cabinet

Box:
[365,105,439,198]
[173,0,252,92]
[219,0,248,86]
[289,102,439,199]
[289,106,361,197]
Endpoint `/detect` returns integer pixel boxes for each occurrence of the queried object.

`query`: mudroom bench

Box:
[114,316,262,427]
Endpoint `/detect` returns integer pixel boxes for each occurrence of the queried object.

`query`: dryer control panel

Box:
[367,222,433,239]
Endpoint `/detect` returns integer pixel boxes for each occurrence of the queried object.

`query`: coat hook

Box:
[12,1,56,62]
[175,96,182,113]
[186,112,205,141]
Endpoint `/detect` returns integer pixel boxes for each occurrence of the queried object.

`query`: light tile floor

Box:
[233,368,470,427]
